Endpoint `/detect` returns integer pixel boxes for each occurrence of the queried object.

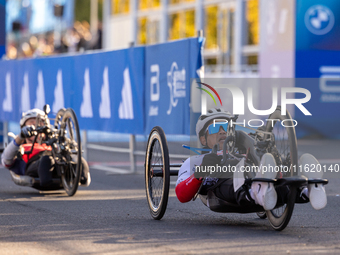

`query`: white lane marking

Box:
[90,165,134,174]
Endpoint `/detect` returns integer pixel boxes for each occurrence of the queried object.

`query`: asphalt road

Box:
[0,139,339,255]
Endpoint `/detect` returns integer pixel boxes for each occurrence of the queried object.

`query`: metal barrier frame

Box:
[82,130,187,174]
[1,122,185,174]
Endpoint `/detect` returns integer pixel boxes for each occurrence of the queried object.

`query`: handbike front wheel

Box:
[265,106,298,231]
[145,126,170,220]
[60,108,82,196]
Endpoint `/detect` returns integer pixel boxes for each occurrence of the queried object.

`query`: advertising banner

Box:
[144,38,203,135]
[295,0,340,138]
[72,48,145,134]
[0,0,5,58]
[0,38,202,135]
[0,47,145,134]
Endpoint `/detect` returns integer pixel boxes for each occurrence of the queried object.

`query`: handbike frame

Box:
[145,107,328,231]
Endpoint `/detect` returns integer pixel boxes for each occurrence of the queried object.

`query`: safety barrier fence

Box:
[82,132,189,173]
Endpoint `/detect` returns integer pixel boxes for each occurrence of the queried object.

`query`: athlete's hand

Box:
[201,153,223,167]
[195,153,223,179]
[20,125,37,139]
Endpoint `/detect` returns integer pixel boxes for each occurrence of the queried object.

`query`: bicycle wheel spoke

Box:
[149,139,164,209]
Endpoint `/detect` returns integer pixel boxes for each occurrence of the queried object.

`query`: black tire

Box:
[145,126,170,220]
[265,106,298,231]
[60,108,82,196]
[256,127,267,220]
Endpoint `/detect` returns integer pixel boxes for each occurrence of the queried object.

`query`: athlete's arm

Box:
[1,136,23,168]
[175,156,203,203]
[175,174,202,203]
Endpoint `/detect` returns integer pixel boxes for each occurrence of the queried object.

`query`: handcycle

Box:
[144,106,328,231]
[6,104,84,196]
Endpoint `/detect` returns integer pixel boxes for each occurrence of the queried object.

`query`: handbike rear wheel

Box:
[265,106,298,231]
[145,126,170,220]
[256,127,267,220]
[60,108,82,196]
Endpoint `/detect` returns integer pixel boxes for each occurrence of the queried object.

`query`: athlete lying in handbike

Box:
[175,108,327,211]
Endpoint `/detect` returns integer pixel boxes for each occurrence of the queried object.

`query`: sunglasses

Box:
[206,122,228,135]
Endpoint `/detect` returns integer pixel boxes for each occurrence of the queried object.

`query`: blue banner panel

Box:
[72,47,145,134]
[144,38,202,135]
[0,39,202,135]
[296,0,340,51]
[0,1,5,58]
[295,52,340,138]
[295,0,340,138]
[0,60,20,122]
[0,47,145,134]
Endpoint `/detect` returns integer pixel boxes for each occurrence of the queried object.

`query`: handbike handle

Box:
[194,136,233,201]
[23,126,51,155]
[34,126,50,133]
[212,136,234,165]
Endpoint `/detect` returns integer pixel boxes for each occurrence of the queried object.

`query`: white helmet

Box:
[20,108,48,127]
[196,108,232,140]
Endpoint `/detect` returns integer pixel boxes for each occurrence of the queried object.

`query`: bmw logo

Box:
[304,5,335,35]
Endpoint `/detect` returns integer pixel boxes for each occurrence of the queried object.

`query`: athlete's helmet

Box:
[20,108,49,127]
[196,108,232,141]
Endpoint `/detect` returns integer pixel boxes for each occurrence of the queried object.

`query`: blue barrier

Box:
[145,39,202,135]
[0,38,203,135]
[295,0,340,138]
[0,0,5,59]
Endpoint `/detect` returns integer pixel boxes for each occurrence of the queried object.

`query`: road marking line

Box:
[88,161,145,167]
[88,161,183,167]
[90,165,134,174]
